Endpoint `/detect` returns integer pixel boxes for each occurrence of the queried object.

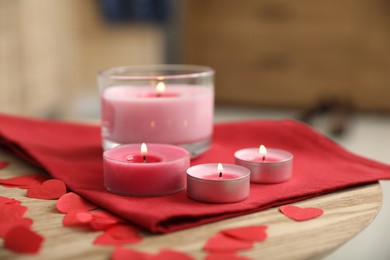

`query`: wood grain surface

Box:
[0,148,382,260]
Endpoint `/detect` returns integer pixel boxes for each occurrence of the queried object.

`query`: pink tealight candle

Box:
[234,145,293,184]
[186,163,250,203]
[103,143,190,196]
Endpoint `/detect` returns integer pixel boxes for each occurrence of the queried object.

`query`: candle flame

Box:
[259,145,267,156]
[217,163,223,172]
[141,143,148,155]
[156,82,166,93]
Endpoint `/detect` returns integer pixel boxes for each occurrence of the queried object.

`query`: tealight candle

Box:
[186,163,250,203]
[103,143,190,196]
[234,145,293,184]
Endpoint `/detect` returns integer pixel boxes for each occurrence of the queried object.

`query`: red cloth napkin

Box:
[0,113,389,233]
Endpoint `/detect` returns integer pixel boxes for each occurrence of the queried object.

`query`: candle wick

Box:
[219,171,222,178]
[262,155,265,161]
[143,155,147,163]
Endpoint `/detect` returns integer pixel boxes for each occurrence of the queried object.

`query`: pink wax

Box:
[186,164,250,204]
[125,154,161,163]
[234,148,293,184]
[101,85,214,145]
[144,92,179,98]
[103,144,190,197]
[247,156,280,163]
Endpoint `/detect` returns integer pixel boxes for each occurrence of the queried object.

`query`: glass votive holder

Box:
[97,65,214,158]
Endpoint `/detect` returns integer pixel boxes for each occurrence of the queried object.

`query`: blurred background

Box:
[1,0,390,119]
[0,0,389,259]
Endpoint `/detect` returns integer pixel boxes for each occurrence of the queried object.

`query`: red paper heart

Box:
[205,252,253,260]
[94,232,143,246]
[203,233,253,252]
[111,248,193,260]
[0,204,28,221]
[62,209,92,227]
[0,218,33,237]
[107,224,141,239]
[222,225,268,242]
[112,247,153,260]
[153,249,193,260]
[0,196,21,206]
[89,211,124,231]
[279,205,324,221]
[93,224,143,246]
[0,161,9,169]
[27,179,67,200]
[0,173,47,188]
[4,225,44,254]
[56,192,97,213]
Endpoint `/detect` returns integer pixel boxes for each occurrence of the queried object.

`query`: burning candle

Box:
[103,143,190,196]
[156,81,165,94]
[234,145,293,183]
[98,65,214,158]
[186,163,250,203]
[147,82,179,98]
[124,143,160,163]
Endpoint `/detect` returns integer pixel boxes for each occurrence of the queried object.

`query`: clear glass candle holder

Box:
[97,65,214,158]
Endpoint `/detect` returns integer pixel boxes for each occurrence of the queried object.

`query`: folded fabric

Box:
[0,113,389,233]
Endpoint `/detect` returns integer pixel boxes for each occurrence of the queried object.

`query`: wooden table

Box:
[0,148,382,260]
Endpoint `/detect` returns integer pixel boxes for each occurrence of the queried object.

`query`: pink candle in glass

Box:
[102,85,213,144]
[234,145,293,184]
[98,65,215,158]
[103,143,190,196]
[186,163,250,203]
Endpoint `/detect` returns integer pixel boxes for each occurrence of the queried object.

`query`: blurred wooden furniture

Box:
[0,147,383,259]
[0,0,163,118]
[181,0,390,111]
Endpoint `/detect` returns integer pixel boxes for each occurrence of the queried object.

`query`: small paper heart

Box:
[4,225,44,254]
[0,196,21,206]
[0,204,28,222]
[62,209,92,227]
[111,248,193,260]
[56,192,97,213]
[93,224,143,246]
[279,205,324,221]
[222,225,268,242]
[0,174,47,189]
[89,211,124,231]
[0,218,33,238]
[94,232,142,246]
[27,179,67,200]
[105,224,141,240]
[203,233,253,252]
